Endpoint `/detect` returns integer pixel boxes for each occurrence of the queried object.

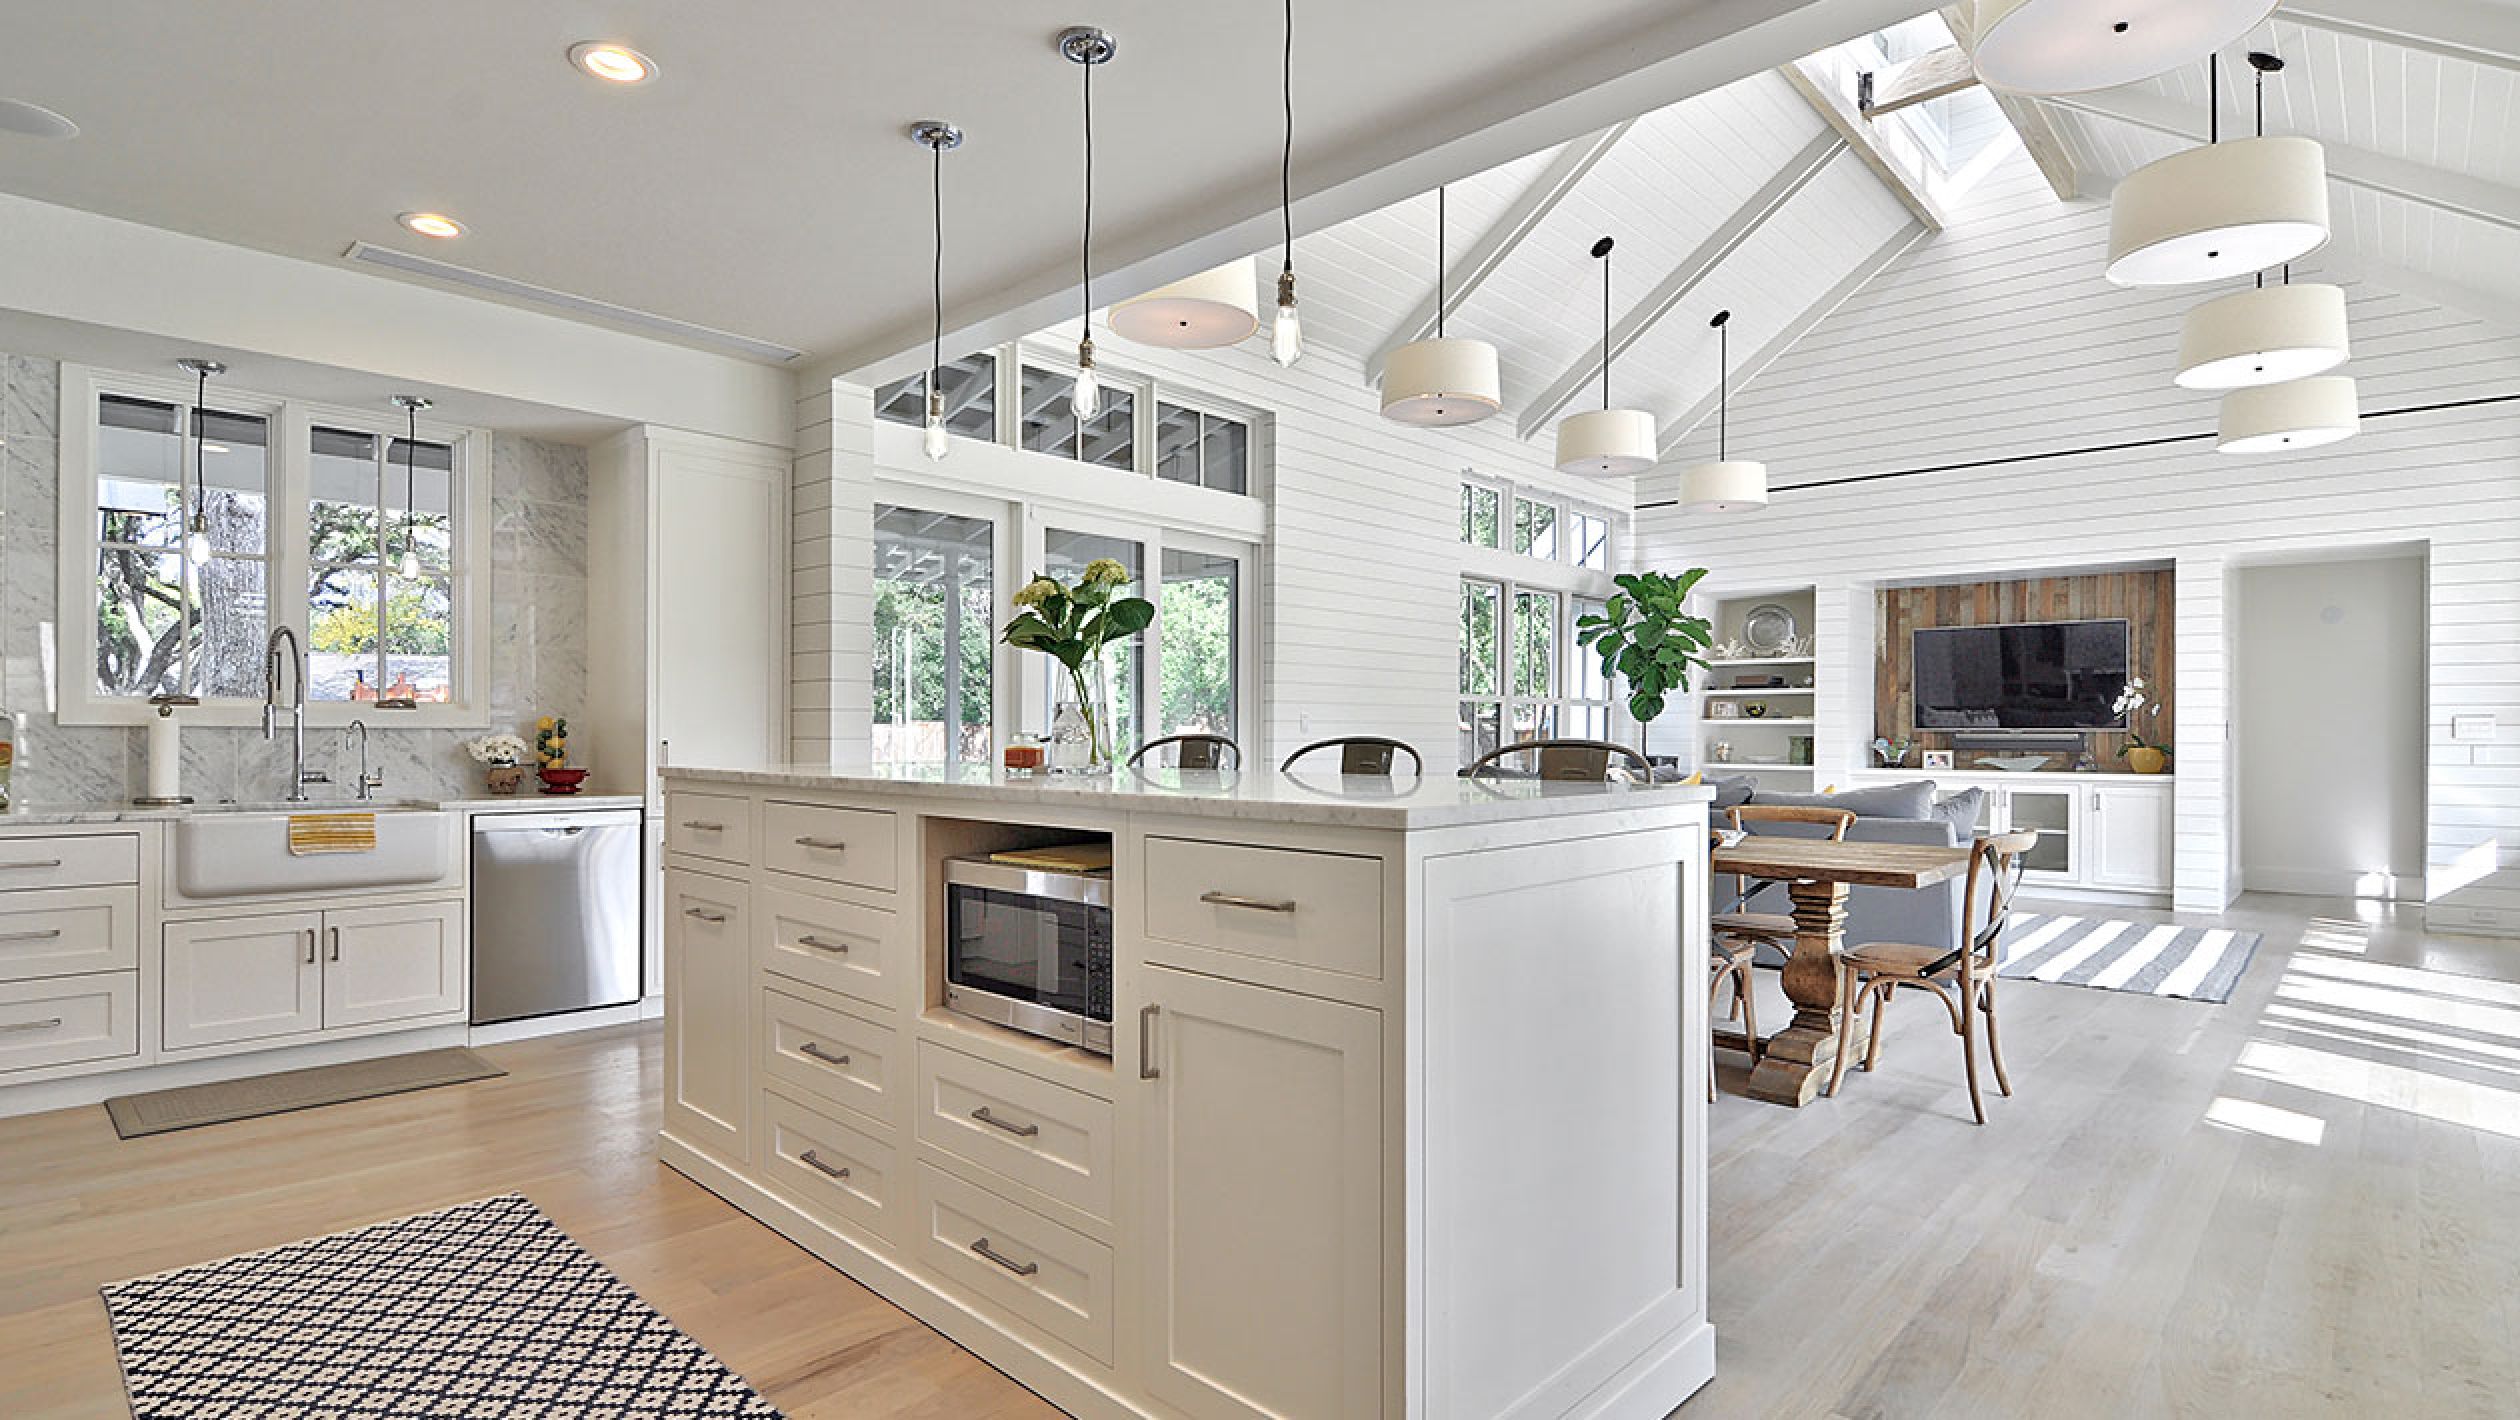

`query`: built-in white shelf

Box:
[1705,656,1814,668]
[1707,716,1815,728]
[1703,687,1814,697]
[1717,762,1817,773]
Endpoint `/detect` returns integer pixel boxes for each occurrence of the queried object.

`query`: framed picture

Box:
[1923,750,1955,770]
[1707,700,1742,720]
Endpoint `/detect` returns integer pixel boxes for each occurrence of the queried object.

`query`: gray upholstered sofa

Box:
[1707,778,1985,965]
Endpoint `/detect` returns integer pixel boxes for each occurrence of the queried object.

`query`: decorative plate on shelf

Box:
[1980,754,2053,772]
[1741,603,1799,655]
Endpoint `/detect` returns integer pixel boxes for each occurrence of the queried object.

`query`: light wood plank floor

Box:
[2,893,2513,1418]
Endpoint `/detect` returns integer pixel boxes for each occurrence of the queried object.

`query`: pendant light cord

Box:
[2253,59,2264,289]
[1280,0,1294,279]
[2208,55,2220,144]
[403,401,417,567]
[1080,55,1094,331]
[1435,186,1447,339]
[1717,319,1728,462]
[1600,247,1612,409]
[191,365,207,541]
[932,136,945,403]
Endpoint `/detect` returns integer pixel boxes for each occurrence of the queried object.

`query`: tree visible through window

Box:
[1159,548,1237,738]
[306,426,455,702]
[873,505,995,765]
[92,394,270,699]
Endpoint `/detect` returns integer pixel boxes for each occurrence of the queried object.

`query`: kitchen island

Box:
[656,763,1714,1419]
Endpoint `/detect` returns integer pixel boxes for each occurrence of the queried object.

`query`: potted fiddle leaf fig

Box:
[1576,568,1716,763]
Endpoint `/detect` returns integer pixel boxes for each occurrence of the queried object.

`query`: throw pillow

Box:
[1931,787,1987,843]
[1755,780,1936,820]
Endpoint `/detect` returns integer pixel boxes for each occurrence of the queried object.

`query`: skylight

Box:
[1804,11,2022,207]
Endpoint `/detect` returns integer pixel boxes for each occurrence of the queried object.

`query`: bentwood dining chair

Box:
[1128,734,1241,771]
[1279,736,1425,777]
[1706,805,1855,1099]
[1825,829,2037,1124]
[1462,738,1653,783]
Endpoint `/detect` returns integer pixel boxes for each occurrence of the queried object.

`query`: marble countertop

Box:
[0,792,645,827]
[662,761,1711,831]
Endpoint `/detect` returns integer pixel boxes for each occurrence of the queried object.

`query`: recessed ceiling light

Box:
[0,98,78,139]
[569,42,657,85]
[398,211,466,239]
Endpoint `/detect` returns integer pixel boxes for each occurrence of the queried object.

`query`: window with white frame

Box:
[873,352,999,441]
[1513,495,1558,560]
[1154,402,1250,495]
[1571,509,1611,571]
[1020,364,1137,471]
[1459,481,1501,549]
[1459,580,1619,760]
[873,502,996,766]
[1458,578,1503,763]
[66,368,486,724]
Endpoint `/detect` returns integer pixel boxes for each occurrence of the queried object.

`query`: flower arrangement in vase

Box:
[2113,678,2172,774]
[464,732,533,796]
[535,715,588,794]
[1000,560,1154,774]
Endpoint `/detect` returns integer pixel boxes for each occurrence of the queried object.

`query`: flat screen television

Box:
[1911,619,2131,732]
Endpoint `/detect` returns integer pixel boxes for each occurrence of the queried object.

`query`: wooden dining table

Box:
[1709,836,1975,1107]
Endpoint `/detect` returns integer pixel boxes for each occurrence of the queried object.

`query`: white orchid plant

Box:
[2112,677,2170,759]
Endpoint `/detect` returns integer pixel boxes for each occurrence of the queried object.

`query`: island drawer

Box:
[0,886,141,983]
[1142,837,1384,980]
[916,1040,1113,1222]
[665,792,753,865]
[0,834,140,894]
[756,886,894,1008]
[759,987,896,1129]
[760,1085,898,1244]
[912,1161,1114,1366]
[0,971,138,1074]
[762,801,897,893]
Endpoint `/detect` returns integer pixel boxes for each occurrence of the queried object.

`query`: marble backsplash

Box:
[0,353,591,804]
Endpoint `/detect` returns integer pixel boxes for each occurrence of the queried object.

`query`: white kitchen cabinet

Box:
[664,868,751,1165]
[1136,963,1383,1420]
[2001,785,2081,884]
[162,912,325,1051]
[2088,784,2175,890]
[165,900,469,1052]
[321,900,466,1030]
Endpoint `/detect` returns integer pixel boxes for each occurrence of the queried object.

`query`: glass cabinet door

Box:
[2002,787,2078,878]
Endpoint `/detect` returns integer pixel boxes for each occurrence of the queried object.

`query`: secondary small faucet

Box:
[261,626,330,803]
[343,719,384,802]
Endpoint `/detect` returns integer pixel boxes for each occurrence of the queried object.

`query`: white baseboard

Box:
[2425,903,2520,940]
[2243,867,2424,900]
[0,1023,468,1121]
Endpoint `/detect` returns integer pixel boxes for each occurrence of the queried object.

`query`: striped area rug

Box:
[1996,913,2263,1004]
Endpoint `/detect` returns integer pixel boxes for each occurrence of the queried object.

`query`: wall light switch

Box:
[2452,714,2495,743]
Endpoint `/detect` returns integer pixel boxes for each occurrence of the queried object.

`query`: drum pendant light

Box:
[2108,56,2328,287]
[1382,187,1500,426]
[1555,237,1657,477]
[911,120,964,460]
[1676,311,1768,513]
[1060,26,1116,419]
[1270,0,1303,366]
[2174,56,2348,389]
[2217,374,2358,453]
[1109,259,1259,349]
[1972,0,2279,96]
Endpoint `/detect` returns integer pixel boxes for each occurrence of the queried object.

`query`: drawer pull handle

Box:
[0,928,64,944]
[304,929,318,965]
[0,1016,63,1035]
[970,1106,1039,1138]
[327,927,341,963]
[1140,1004,1161,1080]
[969,1237,1038,1278]
[796,934,850,953]
[793,836,848,851]
[798,1042,851,1068]
[679,820,726,832]
[683,907,729,924]
[799,1149,852,1181]
[1200,890,1297,915]
[0,859,64,871]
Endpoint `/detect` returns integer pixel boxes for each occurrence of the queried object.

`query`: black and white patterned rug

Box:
[1997,913,2264,1003]
[101,1193,782,1418]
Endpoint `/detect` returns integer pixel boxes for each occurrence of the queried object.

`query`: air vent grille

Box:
[343,243,804,364]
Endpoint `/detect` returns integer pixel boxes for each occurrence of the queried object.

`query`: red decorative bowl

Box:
[537,766,590,795]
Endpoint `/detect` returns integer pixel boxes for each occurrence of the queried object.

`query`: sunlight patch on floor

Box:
[2234,1039,2520,1140]
[2204,1095,2327,1146]
[2263,1000,2520,1067]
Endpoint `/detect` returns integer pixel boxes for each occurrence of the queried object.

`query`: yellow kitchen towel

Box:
[287,813,377,856]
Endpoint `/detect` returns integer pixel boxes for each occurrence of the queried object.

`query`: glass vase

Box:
[1052,659,1115,775]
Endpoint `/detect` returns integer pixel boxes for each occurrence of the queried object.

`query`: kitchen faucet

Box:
[261,626,329,802]
[343,718,384,801]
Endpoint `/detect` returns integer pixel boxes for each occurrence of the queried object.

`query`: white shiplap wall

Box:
[1637,153,2520,925]
[793,326,1627,775]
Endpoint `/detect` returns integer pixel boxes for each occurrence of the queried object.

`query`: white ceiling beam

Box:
[1937,4,2081,201]
[1654,222,1928,458]
[1859,46,1980,118]
[2329,254,2520,338]
[1782,59,1952,230]
[1514,132,1845,439]
[1363,120,1636,387]
[2046,87,2520,234]
[2282,0,2520,76]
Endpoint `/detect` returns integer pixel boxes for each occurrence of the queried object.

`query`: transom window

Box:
[64,366,486,725]
[873,352,999,439]
[1154,403,1250,495]
[1021,365,1137,471]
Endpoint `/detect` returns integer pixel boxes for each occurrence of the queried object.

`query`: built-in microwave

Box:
[942,857,1113,1055]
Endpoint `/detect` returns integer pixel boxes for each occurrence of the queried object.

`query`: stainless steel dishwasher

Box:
[469,808,644,1026]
